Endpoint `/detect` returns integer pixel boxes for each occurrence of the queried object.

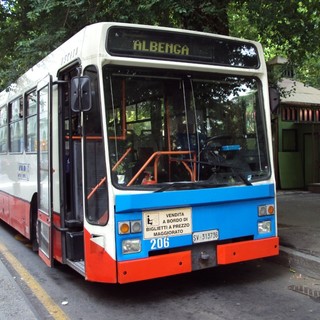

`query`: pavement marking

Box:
[0,242,70,320]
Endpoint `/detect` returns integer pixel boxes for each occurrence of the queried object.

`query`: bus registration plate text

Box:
[193,230,219,243]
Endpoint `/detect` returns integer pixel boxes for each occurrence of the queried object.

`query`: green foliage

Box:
[0,0,319,90]
[229,0,320,88]
[295,54,320,89]
[0,0,231,90]
[0,0,34,86]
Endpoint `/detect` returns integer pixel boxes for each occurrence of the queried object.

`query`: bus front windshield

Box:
[103,67,270,190]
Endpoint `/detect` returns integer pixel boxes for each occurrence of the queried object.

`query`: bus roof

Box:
[0,22,264,105]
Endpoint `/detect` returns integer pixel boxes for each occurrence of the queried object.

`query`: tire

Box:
[30,197,39,252]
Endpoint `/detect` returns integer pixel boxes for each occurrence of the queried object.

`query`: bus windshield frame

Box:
[103,67,270,190]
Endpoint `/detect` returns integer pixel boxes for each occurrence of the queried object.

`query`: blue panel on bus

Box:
[115,212,192,261]
[115,184,276,262]
[191,198,276,240]
[115,183,274,213]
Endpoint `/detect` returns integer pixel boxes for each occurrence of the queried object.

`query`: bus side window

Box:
[83,66,109,225]
[0,105,7,153]
[25,90,37,153]
[9,97,23,153]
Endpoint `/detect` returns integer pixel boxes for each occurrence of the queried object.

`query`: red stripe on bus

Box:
[0,192,31,239]
[217,237,279,265]
[84,229,117,283]
[117,251,192,283]
[52,213,63,263]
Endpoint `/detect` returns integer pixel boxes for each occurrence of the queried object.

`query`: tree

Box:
[0,0,319,90]
[0,0,35,87]
[229,0,320,87]
[0,0,232,90]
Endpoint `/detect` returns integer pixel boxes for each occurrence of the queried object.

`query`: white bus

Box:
[0,22,279,283]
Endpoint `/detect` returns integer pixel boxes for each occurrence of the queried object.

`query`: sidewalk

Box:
[276,190,320,279]
[0,256,38,320]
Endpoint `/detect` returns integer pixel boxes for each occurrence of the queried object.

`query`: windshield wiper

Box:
[155,181,228,192]
[235,172,252,186]
[200,160,252,186]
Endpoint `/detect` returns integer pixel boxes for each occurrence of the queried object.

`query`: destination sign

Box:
[133,40,190,56]
[107,26,259,68]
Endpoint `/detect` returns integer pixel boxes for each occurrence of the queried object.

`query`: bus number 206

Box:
[150,237,170,250]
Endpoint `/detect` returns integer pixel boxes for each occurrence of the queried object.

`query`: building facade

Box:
[273,78,320,189]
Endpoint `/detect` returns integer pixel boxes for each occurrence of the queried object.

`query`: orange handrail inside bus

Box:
[87,147,132,200]
[127,151,196,186]
[87,176,107,200]
[112,147,132,171]
[65,136,103,140]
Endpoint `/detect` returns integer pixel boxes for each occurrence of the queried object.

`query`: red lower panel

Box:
[117,251,192,283]
[52,213,63,263]
[217,237,279,265]
[84,229,117,283]
[0,193,10,224]
[0,192,30,239]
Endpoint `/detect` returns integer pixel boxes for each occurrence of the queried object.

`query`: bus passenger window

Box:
[25,90,37,153]
[9,97,23,153]
[0,106,7,153]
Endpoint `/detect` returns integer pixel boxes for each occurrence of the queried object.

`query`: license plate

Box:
[192,229,219,243]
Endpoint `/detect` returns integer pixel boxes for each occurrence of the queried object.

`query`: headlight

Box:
[122,239,141,254]
[258,221,271,234]
[258,205,275,216]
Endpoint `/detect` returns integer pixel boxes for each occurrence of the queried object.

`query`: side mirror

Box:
[269,87,280,113]
[71,76,92,112]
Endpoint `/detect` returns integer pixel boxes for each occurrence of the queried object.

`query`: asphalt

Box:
[0,190,319,318]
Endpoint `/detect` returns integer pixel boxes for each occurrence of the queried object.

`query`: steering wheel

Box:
[201,135,232,164]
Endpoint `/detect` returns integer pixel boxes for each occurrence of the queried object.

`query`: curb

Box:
[274,246,320,279]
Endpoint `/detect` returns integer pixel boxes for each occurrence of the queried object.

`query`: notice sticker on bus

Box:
[143,207,192,239]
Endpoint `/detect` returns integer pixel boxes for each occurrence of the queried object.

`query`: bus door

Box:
[37,75,53,267]
[58,66,85,264]
[58,65,109,280]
